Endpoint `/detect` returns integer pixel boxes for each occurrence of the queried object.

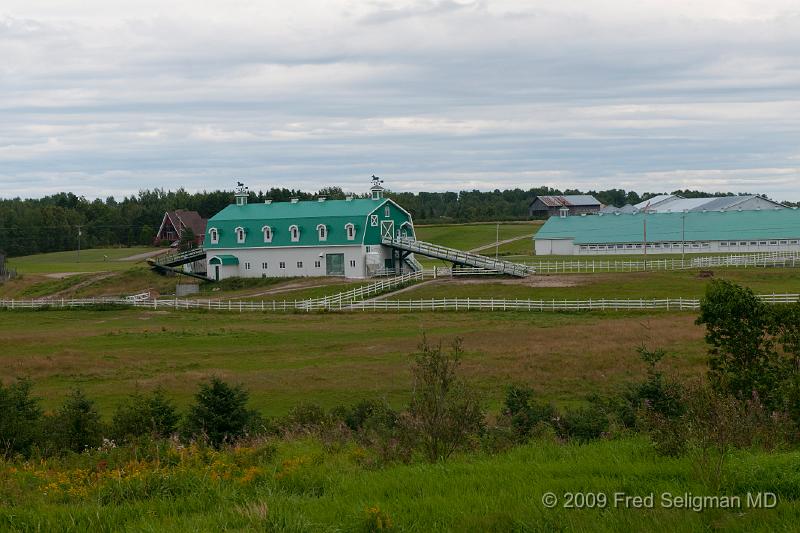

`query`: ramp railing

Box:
[382,236,534,277]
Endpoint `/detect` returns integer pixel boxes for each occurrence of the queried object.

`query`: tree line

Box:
[0,186,794,257]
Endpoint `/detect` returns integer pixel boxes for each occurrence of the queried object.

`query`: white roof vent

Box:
[264,199,272,204]
[290,198,299,204]
[345,195,353,202]
[318,196,326,202]
[614,212,620,216]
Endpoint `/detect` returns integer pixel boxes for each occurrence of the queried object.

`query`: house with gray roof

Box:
[528,195,602,218]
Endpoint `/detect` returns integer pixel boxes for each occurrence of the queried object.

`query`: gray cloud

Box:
[1,1,799,201]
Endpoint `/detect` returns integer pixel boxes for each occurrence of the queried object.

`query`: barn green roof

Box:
[209,198,386,220]
[536,209,800,244]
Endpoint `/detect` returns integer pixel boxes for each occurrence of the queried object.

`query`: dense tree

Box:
[0,185,787,257]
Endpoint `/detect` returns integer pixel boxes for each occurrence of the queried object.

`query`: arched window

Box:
[289,225,300,242]
[317,224,327,241]
[235,226,246,244]
[209,227,219,244]
[262,225,272,243]
[345,223,355,241]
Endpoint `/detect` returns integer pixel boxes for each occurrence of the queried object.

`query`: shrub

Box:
[46,389,104,454]
[501,384,557,440]
[111,388,180,442]
[280,402,331,435]
[614,345,685,428]
[557,401,609,442]
[405,337,484,462]
[0,378,43,458]
[697,280,785,408]
[183,378,261,447]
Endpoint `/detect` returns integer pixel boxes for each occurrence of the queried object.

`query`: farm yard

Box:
[2,221,800,532]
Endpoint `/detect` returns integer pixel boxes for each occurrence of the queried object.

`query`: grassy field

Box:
[7,247,161,274]
[0,308,708,415]
[415,222,539,250]
[2,435,797,532]
[400,268,800,301]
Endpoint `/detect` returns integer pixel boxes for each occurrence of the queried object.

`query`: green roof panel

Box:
[208,255,239,265]
[536,209,800,244]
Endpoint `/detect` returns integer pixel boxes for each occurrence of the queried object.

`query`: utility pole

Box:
[495,223,499,260]
[77,225,82,263]
[681,211,686,263]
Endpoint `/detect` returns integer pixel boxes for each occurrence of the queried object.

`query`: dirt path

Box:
[44,272,97,279]
[117,249,169,262]
[50,272,119,297]
[469,233,535,253]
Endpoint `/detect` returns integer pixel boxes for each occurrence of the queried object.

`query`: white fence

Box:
[2,293,798,313]
[522,251,800,274]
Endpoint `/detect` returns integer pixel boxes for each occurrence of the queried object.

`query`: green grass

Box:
[2,436,798,531]
[0,308,708,416]
[415,222,539,252]
[18,273,98,298]
[399,268,800,301]
[8,247,160,274]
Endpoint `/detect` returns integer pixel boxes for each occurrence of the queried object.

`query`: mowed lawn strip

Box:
[0,308,707,415]
[8,247,160,274]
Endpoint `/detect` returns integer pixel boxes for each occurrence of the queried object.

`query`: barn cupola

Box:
[234,181,249,206]
[370,175,385,200]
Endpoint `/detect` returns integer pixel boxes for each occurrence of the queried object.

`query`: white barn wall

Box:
[207,244,397,280]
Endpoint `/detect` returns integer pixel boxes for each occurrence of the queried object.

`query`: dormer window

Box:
[289,225,300,242]
[345,223,355,241]
[209,227,219,244]
[262,225,272,243]
[235,226,246,244]
[317,224,327,241]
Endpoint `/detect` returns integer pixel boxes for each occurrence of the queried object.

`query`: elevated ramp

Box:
[148,247,207,268]
[382,236,534,277]
[148,247,210,281]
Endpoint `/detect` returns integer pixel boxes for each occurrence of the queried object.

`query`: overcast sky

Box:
[2,0,799,201]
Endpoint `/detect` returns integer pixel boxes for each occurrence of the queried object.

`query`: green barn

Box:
[205,180,417,280]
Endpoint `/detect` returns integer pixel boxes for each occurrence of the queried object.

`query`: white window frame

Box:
[235,226,246,244]
[262,225,272,243]
[279,261,286,269]
[370,215,379,227]
[317,224,327,242]
[345,223,356,241]
[209,227,219,244]
[384,206,390,217]
[297,261,303,268]
[289,225,300,242]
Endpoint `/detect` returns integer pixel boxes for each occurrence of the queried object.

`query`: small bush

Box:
[183,378,261,447]
[405,337,484,462]
[283,402,329,432]
[557,402,609,442]
[0,378,43,458]
[46,389,105,454]
[501,384,557,440]
[111,388,180,442]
